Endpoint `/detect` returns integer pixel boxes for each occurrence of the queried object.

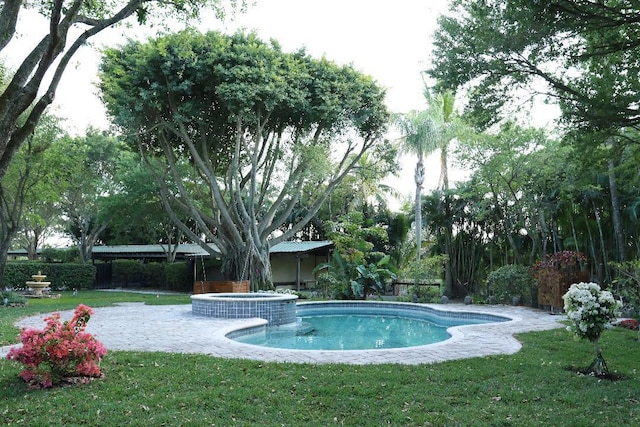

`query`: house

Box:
[90,241,334,290]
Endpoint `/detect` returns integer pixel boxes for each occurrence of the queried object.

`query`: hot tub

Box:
[191,292,298,325]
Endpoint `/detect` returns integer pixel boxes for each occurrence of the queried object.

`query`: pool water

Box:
[234,314,452,350]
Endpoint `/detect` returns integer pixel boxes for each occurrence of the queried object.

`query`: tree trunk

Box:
[220,241,273,291]
[0,230,13,288]
[0,0,152,182]
[414,159,424,271]
[592,202,610,283]
[608,157,625,262]
[410,157,425,299]
[584,212,600,281]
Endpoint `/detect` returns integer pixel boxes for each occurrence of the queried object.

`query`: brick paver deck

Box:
[1,302,565,365]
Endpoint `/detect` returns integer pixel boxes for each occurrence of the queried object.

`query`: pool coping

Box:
[1,302,566,365]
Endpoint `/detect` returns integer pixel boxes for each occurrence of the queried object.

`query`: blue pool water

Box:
[230,302,507,350]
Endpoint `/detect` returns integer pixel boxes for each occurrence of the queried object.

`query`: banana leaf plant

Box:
[350,255,396,300]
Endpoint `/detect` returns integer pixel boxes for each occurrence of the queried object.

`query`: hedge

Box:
[110,260,191,291]
[4,262,96,291]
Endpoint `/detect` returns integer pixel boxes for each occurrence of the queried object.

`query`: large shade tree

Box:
[428,0,640,136]
[99,30,389,289]
[0,0,239,184]
[0,114,64,285]
[52,129,130,262]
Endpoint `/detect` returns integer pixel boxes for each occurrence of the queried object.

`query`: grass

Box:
[1,292,639,426]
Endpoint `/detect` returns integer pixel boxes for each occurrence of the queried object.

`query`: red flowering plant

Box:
[6,304,107,389]
[530,251,587,277]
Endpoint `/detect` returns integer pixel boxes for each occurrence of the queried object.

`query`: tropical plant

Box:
[314,251,395,300]
[395,85,468,296]
[610,260,640,341]
[394,105,437,272]
[350,255,396,300]
[610,260,640,314]
[314,250,356,299]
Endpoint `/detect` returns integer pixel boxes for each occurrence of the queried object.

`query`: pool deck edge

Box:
[1,303,566,365]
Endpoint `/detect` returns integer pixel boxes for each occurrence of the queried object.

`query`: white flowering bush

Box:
[563,282,621,343]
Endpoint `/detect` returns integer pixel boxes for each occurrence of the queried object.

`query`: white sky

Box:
[3,1,556,209]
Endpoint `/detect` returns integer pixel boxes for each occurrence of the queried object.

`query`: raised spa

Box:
[191,292,298,325]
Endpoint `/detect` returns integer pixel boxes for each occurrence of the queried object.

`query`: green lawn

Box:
[1,292,638,426]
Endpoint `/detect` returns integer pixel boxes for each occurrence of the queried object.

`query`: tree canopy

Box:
[0,0,240,183]
[99,30,390,288]
[428,0,640,136]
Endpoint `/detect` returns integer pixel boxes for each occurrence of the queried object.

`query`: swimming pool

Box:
[229,301,509,351]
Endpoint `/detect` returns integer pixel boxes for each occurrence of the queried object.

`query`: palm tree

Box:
[395,85,465,294]
[394,109,438,267]
[425,89,458,192]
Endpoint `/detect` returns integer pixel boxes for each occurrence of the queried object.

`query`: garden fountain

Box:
[25,271,51,297]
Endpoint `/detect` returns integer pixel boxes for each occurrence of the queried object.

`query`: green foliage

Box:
[4,262,95,290]
[399,254,447,286]
[314,251,395,300]
[51,130,132,262]
[40,247,80,263]
[98,29,389,286]
[397,285,441,304]
[349,255,396,300]
[486,264,537,305]
[314,251,355,299]
[324,211,389,266]
[429,0,640,134]
[317,210,397,300]
[610,260,640,319]
[1,113,67,265]
[111,260,191,291]
[1,290,27,305]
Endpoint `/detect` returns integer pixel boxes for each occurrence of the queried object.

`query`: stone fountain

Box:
[26,271,51,297]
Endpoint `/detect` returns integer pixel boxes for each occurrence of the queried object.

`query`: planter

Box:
[537,271,589,310]
[193,280,250,294]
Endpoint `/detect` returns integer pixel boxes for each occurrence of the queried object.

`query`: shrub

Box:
[111,259,146,286]
[486,264,537,305]
[165,262,188,291]
[6,304,107,389]
[4,262,96,290]
[609,260,640,318]
[40,247,80,263]
[408,285,441,303]
[110,260,191,291]
[563,282,621,374]
[1,290,27,306]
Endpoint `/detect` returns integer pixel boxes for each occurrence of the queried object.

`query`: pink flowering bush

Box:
[6,304,107,389]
